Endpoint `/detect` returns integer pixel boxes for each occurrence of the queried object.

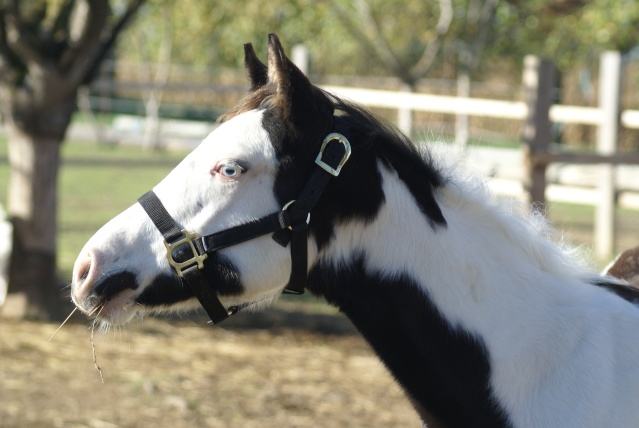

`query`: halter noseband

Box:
[137,117,351,324]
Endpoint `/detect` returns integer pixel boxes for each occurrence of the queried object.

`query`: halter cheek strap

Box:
[137,117,351,324]
[138,191,233,323]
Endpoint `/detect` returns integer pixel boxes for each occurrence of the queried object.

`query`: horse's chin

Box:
[80,289,142,327]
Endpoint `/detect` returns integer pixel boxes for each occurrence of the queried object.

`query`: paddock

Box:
[0,313,421,428]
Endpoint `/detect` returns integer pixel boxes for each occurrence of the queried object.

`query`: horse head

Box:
[71,35,347,325]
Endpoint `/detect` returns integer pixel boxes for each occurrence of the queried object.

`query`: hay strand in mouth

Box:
[90,305,105,383]
[87,305,102,316]
[48,307,78,342]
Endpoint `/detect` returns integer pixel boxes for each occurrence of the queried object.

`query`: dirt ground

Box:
[0,304,421,428]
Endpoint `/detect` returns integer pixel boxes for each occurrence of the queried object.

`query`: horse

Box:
[70,34,639,428]
[605,246,639,288]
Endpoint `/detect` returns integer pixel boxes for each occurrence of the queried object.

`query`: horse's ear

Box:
[266,33,328,129]
[605,246,639,288]
[244,43,268,91]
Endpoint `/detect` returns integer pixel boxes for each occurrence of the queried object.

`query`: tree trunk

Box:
[3,125,63,320]
[0,0,145,320]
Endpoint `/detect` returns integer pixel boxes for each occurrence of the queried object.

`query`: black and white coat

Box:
[71,35,639,428]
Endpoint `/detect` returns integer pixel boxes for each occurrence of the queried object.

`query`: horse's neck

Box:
[312,162,592,328]
[307,163,607,427]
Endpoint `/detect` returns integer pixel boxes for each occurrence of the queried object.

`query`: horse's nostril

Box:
[72,251,98,310]
[79,262,91,281]
[74,253,93,285]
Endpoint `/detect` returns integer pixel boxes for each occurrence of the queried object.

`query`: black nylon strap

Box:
[284,224,309,294]
[277,117,351,293]
[200,212,288,253]
[272,123,351,246]
[138,190,232,324]
[136,116,351,322]
[293,138,347,214]
[138,191,183,243]
[181,266,232,324]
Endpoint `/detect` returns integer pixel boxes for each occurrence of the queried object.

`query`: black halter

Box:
[137,117,351,324]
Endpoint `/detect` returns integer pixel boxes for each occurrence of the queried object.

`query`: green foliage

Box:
[334,0,444,68]
[118,0,336,69]
[493,0,639,70]
[114,0,639,84]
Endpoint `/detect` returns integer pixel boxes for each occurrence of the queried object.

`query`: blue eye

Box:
[216,162,245,179]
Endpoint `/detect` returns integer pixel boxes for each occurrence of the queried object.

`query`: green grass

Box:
[1,135,637,279]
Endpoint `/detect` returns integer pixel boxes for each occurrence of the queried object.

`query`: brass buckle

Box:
[315,133,351,177]
[164,229,208,278]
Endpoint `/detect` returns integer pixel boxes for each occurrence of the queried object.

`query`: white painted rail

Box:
[322,86,528,119]
[324,61,639,261]
[323,85,639,130]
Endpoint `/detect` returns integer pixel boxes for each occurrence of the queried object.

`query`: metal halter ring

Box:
[282,200,310,230]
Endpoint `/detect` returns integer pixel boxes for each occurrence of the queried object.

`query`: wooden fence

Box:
[78,51,639,260]
[314,52,639,260]
[4,52,637,260]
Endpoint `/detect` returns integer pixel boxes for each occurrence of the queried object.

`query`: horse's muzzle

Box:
[71,249,139,316]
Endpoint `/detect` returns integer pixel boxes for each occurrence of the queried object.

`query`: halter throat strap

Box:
[137,116,351,324]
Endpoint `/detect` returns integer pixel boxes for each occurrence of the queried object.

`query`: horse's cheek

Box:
[232,238,292,294]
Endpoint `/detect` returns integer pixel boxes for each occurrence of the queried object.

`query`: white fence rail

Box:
[322,85,639,129]
[1,52,634,260]
[319,52,638,260]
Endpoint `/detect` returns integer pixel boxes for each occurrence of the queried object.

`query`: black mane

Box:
[222,81,448,246]
[327,93,447,227]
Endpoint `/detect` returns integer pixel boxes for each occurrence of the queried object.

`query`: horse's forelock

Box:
[217,87,275,123]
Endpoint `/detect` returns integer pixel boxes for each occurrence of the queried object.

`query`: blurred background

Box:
[0,0,638,426]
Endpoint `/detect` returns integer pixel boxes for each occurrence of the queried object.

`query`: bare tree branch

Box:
[353,0,405,77]
[327,0,455,87]
[457,0,499,72]
[0,8,24,83]
[409,0,453,81]
[51,0,77,40]
[4,0,47,71]
[327,0,384,61]
[58,0,109,71]
[470,0,499,68]
[327,0,414,83]
[78,0,145,85]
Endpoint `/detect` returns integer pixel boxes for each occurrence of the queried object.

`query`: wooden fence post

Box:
[292,44,310,76]
[595,51,622,260]
[521,56,555,209]
[397,84,413,136]
[455,69,471,150]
